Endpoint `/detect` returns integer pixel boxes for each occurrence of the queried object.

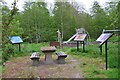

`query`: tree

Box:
[2,0,19,63]
[105,2,118,29]
[118,2,120,30]
[90,1,109,38]
[20,1,54,42]
[54,1,91,40]
[2,0,19,44]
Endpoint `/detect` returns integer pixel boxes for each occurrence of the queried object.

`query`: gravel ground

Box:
[2,55,84,78]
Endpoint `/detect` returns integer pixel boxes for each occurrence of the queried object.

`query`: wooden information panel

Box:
[74,34,87,41]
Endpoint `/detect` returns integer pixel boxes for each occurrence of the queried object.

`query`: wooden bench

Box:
[30,52,40,66]
[50,42,62,48]
[56,52,67,64]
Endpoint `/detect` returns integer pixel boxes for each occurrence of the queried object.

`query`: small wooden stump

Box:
[56,52,67,64]
[30,52,40,66]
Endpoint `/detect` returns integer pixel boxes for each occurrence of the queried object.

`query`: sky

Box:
[4,0,112,12]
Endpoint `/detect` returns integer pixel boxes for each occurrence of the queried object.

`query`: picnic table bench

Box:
[56,52,67,64]
[50,41,61,48]
[30,52,40,66]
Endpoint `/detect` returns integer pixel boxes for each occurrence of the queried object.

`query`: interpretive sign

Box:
[74,34,87,41]
[74,34,87,52]
[10,36,23,52]
[10,36,23,44]
[96,33,112,47]
[96,33,113,70]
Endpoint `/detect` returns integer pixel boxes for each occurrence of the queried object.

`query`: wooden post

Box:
[57,29,62,48]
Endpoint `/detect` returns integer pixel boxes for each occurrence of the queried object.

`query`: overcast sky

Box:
[4,0,111,12]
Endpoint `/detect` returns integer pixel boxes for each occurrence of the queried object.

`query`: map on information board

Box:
[10,36,23,44]
[74,34,87,41]
[96,33,112,46]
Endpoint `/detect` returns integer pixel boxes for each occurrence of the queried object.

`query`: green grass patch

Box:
[62,42,118,78]
[2,42,49,64]
[0,50,2,73]
[109,35,119,42]
[0,66,2,73]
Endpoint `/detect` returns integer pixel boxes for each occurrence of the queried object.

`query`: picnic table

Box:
[41,46,56,64]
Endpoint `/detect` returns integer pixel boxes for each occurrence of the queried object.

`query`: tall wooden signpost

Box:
[96,33,113,70]
[74,34,87,52]
[57,29,62,48]
[10,36,23,52]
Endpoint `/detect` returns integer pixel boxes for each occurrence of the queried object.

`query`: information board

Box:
[96,33,113,70]
[10,36,23,44]
[96,33,112,46]
[74,34,87,41]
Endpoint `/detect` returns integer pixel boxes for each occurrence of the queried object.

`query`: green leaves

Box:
[20,1,56,42]
[54,2,91,40]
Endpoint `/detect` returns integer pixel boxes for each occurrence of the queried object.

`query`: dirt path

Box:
[2,55,84,78]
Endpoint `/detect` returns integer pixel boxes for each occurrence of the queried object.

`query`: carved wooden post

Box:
[57,29,62,48]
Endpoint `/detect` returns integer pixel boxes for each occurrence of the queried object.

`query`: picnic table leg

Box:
[45,52,53,64]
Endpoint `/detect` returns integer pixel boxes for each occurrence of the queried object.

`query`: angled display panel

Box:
[96,33,113,47]
[74,34,87,41]
[96,33,113,70]
[10,36,23,44]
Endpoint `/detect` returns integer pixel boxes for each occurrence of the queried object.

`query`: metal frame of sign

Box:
[74,34,87,52]
[96,33,113,70]
[10,36,23,52]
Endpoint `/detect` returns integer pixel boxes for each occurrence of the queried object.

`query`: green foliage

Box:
[105,2,118,29]
[118,1,120,29]
[108,43,118,68]
[90,1,109,38]
[2,0,20,64]
[21,42,49,54]
[9,19,24,36]
[109,35,119,42]
[2,43,15,63]
[20,1,57,42]
[54,2,91,40]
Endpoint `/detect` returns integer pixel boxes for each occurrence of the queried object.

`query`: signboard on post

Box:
[11,36,23,44]
[96,33,113,70]
[96,33,112,47]
[74,34,87,52]
[74,34,87,41]
[10,36,23,52]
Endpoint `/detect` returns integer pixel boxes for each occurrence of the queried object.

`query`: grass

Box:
[2,39,119,78]
[61,42,118,78]
[0,50,2,73]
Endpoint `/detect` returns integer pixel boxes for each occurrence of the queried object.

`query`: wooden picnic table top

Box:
[41,46,56,52]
